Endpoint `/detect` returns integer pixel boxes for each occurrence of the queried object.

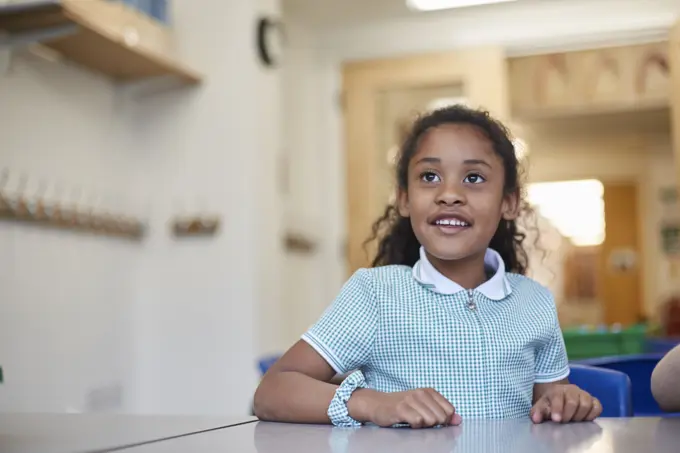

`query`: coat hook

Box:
[47,183,64,223]
[29,179,48,220]
[0,168,9,213]
[75,188,93,228]
[11,174,30,218]
[63,186,82,227]
[89,194,103,232]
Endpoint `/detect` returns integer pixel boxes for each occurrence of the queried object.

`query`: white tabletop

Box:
[0,413,257,453]
[126,418,680,453]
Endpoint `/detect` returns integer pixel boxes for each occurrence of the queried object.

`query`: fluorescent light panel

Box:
[407,0,517,12]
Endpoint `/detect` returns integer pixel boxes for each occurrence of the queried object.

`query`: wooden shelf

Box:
[0,0,202,85]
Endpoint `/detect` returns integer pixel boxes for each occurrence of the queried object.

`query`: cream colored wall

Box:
[640,151,680,319]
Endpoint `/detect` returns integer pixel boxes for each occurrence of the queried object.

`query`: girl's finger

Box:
[560,391,580,423]
[421,392,451,426]
[530,399,550,424]
[573,393,593,422]
[585,398,602,421]
[548,391,566,422]
[408,399,439,428]
[428,390,456,422]
[401,405,426,429]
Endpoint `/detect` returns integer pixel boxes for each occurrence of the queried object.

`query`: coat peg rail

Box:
[0,191,146,241]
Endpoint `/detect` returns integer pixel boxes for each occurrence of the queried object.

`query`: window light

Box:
[407,0,517,12]
[527,180,605,247]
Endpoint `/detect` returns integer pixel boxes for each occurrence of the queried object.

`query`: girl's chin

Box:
[422,246,484,264]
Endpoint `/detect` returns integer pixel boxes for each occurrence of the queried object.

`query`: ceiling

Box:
[282,0,410,25]
[282,0,538,28]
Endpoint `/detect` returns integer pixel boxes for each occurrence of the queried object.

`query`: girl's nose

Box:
[436,183,466,206]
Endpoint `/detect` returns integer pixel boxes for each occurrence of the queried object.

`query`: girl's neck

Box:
[425,250,488,290]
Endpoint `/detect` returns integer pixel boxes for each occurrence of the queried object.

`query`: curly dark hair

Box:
[365,104,535,275]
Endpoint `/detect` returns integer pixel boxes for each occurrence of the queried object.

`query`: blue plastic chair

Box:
[568,364,633,417]
[575,354,670,416]
[258,355,281,376]
[645,337,680,354]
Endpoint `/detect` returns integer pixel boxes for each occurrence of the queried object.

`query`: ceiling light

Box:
[407,0,517,12]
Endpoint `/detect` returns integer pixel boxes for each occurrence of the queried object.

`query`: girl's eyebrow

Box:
[414,157,441,165]
[414,157,492,168]
[463,159,492,168]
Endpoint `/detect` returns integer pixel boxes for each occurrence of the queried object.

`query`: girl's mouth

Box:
[434,218,470,227]
[432,217,471,234]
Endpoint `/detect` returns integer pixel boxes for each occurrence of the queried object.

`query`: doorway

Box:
[526,179,643,327]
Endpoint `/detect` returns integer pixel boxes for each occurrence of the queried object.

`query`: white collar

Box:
[412,247,512,300]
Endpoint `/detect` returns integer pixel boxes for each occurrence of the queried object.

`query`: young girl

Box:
[254,105,601,428]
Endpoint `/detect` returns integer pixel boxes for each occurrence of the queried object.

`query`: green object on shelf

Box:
[562,324,648,360]
[620,324,647,355]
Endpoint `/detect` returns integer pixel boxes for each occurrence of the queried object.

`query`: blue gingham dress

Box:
[302,248,569,426]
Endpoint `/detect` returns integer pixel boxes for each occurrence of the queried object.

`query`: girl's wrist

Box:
[347,388,378,423]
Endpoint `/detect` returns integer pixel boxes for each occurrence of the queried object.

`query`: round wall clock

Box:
[256,17,284,68]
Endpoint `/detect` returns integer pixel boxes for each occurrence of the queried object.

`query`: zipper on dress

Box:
[467,289,477,311]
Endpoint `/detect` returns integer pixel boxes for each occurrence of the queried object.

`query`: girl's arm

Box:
[254,270,456,427]
[531,295,601,423]
[253,340,458,427]
[253,340,339,424]
[651,344,680,412]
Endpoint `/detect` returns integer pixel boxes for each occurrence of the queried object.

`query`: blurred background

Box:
[1,0,680,418]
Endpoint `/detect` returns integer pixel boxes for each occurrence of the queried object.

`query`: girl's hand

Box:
[348,388,462,428]
[530,384,602,424]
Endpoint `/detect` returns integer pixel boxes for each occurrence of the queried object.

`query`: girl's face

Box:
[398,124,518,264]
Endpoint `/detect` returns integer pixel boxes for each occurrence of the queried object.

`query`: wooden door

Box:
[599,182,643,325]
[342,48,510,274]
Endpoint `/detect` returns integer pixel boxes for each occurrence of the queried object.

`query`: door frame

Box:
[671,21,680,189]
[342,48,510,274]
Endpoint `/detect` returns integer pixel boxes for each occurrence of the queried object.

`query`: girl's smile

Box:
[430,212,472,234]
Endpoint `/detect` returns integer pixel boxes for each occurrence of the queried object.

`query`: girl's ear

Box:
[398,189,410,218]
[501,190,520,221]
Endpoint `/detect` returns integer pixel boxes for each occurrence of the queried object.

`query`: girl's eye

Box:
[464,173,486,184]
[420,171,441,183]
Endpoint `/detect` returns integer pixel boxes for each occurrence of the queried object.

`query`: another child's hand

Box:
[530,384,602,424]
[348,388,462,428]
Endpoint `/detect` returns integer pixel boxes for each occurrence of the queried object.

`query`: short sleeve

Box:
[301,269,378,374]
[535,299,570,383]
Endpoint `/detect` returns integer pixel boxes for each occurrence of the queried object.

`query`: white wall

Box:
[280,22,346,344]
[280,0,680,334]
[0,57,141,413]
[0,0,282,415]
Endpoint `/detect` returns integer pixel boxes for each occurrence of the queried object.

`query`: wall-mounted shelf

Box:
[0,0,202,85]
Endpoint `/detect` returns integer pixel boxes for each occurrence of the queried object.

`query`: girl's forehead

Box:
[413,124,497,162]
